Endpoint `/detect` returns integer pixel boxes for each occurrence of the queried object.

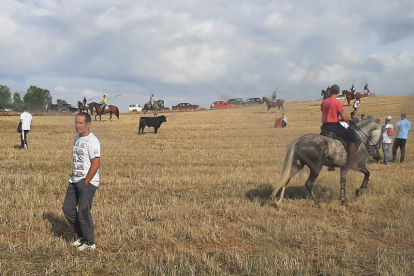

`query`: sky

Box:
[1,0,414,111]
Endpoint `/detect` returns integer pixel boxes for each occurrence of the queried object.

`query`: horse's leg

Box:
[339,167,348,204]
[281,105,284,112]
[355,166,370,197]
[304,167,322,204]
[276,163,304,206]
[267,106,270,114]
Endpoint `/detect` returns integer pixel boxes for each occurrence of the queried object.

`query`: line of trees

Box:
[0,84,58,112]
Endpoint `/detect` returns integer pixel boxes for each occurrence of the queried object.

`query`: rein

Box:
[349,121,381,151]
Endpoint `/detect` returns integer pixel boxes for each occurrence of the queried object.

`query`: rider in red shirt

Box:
[321,84,359,169]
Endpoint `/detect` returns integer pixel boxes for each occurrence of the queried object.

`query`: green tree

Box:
[0,85,12,106]
[23,86,52,111]
[57,99,68,105]
[12,92,24,112]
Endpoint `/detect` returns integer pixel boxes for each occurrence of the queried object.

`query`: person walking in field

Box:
[19,106,33,150]
[381,116,394,165]
[62,113,101,251]
[353,98,360,115]
[391,113,411,163]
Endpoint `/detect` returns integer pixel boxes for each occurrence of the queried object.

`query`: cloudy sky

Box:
[1,0,414,111]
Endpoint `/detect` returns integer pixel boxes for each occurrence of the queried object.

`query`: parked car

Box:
[227,98,244,106]
[0,106,11,112]
[336,95,346,100]
[64,104,79,112]
[210,101,235,108]
[129,103,143,112]
[46,104,69,112]
[245,98,262,105]
[172,103,200,110]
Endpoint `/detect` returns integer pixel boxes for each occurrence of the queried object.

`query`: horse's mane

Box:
[352,116,381,134]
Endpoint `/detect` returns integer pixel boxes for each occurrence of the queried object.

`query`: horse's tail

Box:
[270,139,298,200]
[115,106,119,119]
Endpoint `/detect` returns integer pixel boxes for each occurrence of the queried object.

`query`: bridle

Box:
[349,121,382,154]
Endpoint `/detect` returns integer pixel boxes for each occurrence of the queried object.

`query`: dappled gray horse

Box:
[271,117,382,206]
[143,99,164,116]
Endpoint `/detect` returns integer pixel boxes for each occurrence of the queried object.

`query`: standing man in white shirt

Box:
[62,113,101,251]
[20,106,33,150]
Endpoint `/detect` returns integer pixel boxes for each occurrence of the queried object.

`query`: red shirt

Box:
[321,97,344,123]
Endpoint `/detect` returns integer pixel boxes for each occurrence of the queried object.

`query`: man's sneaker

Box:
[78,243,96,251]
[72,238,85,247]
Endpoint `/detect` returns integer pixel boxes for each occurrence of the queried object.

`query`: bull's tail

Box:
[270,139,298,200]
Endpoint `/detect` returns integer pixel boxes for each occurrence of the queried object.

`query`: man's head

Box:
[386,115,392,122]
[103,95,106,98]
[350,112,355,118]
[401,113,407,119]
[330,84,340,94]
[361,114,365,119]
[75,113,92,136]
[23,106,28,111]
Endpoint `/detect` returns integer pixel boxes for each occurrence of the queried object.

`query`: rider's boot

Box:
[346,142,357,170]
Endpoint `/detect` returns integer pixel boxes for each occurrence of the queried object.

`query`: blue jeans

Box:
[382,143,391,163]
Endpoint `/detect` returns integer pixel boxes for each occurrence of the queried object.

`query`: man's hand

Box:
[84,157,100,185]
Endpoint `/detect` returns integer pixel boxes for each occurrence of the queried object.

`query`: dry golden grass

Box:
[0,95,413,275]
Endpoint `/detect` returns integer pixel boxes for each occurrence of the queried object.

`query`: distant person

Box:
[360,114,365,120]
[350,84,356,96]
[381,116,394,165]
[62,113,101,251]
[101,95,107,111]
[364,83,369,93]
[281,114,287,128]
[19,106,33,150]
[82,97,87,108]
[350,112,360,124]
[271,91,276,101]
[326,85,331,93]
[353,99,360,114]
[150,94,155,108]
[391,113,411,163]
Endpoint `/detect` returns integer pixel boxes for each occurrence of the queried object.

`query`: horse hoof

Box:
[355,188,364,197]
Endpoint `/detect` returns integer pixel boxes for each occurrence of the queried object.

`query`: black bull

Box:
[138,115,167,134]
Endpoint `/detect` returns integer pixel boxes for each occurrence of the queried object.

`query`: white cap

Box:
[386,115,392,120]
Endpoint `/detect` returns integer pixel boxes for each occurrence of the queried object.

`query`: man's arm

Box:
[339,110,351,122]
[84,157,100,185]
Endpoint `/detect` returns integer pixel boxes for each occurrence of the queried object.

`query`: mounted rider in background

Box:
[82,97,87,108]
[101,95,107,112]
[150,94,155,108]
[364,83,370,95]
[321,84,359,170]
[271,91,277,101]
[350,84,356,96]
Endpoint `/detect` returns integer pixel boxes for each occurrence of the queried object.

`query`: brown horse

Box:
[342,90,362,106]
[77,101,93,115]
[89,102,119,121]
[262,97,284,114]
[321,90,330,100]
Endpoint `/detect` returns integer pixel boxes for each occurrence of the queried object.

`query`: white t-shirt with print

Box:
[382,123,394,144]
[69,132,101,187]
[20,112,33,130]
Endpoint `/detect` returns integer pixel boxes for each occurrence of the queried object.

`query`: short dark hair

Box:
[401,113,407,118]
[76,112,91,123]
[330,84,340,94]
[23,106,28,110]
[350,112,355,117]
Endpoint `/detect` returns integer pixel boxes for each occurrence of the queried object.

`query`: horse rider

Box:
[350,84,356,96]
[271,91,277,101]
[321,84,359,170]
[150,94,155,108]
[364,83,370,95]
[101,95,107,111]
[82,97,87,108]
[326,85,331,93]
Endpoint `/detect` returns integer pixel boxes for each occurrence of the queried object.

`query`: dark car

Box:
[172,103,200,110]
[245,98,262,105]
[46,104,69,112]
[227,98,244,106]
[65,104,79,112]
[0,106,11,112]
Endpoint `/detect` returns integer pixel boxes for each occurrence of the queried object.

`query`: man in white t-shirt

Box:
[20,106,33,150]
[381,115,394,165]
[62,113,101,251]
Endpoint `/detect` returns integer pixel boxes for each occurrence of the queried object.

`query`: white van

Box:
[129,103,143,112]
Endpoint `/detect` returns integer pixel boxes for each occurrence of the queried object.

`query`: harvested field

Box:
[0,95,413,275]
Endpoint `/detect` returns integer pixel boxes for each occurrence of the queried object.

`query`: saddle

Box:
[320,127,348,151]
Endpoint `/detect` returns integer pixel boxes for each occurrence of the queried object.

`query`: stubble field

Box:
[0,95,413,275]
